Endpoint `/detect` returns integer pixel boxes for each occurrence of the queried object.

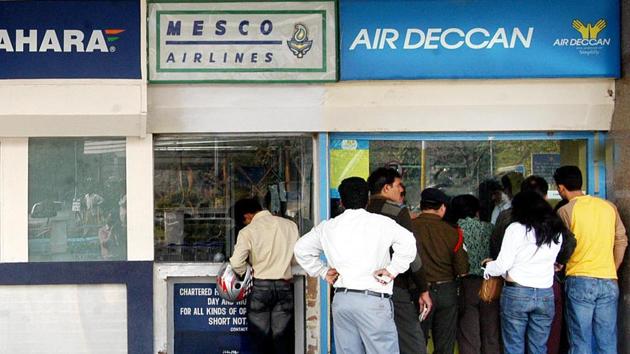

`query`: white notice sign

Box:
[148,1,336,82]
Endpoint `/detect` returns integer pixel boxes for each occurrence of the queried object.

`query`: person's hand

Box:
[418,291,433,315]
[373,269,395,284]
[480,258,493,267]
[325,268,339,285]
[554,263,564,272]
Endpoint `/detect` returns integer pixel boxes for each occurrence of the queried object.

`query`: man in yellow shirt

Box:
[554,166,628,354]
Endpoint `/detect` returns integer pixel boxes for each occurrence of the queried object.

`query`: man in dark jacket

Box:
[413,188,469,354]
[367,167,431,354]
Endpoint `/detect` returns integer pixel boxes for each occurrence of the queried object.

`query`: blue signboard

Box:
[0,0,141,79]
[532,153,561,183]
[340,0,620,80]
[174,283,252,354]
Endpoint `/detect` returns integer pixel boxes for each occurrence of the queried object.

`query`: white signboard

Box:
[148,1,336,83]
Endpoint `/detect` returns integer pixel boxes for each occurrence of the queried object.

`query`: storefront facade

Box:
[0,0,625,353]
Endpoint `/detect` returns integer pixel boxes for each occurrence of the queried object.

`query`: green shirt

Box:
[458,217,493,277]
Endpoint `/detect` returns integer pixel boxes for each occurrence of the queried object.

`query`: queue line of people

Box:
[224,165,627,354]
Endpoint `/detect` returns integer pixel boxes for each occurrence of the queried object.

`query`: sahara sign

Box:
[0,0,140,79]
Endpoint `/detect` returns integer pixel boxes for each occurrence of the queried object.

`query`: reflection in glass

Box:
[153,134,313,263]
[28,138,127,261]
[330,138,587,218]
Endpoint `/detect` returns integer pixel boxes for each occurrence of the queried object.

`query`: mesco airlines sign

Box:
[0,0,140,79]
[340,0,619,80]
[148,1,336,83]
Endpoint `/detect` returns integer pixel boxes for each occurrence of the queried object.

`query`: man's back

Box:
[231,210,298,280]
[321,209,413,292]
[558,195,626,279]
[296,208,416,294]
[412,213,468,282]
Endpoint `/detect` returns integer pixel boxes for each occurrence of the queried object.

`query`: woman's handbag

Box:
[479,276,503,302]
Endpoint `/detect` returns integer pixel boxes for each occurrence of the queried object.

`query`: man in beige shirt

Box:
[229,198,299,354]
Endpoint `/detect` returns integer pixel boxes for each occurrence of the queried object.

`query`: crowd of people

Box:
[225,165,627,354]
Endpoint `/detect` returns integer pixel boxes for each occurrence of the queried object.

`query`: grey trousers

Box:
[332,291,400,354]
[393,286,427,354]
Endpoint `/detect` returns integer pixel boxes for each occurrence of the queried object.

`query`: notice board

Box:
[174,283,251,354]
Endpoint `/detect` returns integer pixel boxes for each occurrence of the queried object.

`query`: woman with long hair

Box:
[483,190,565,354]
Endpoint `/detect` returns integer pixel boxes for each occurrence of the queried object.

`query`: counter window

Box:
[330,138,588,219]
[28,138,127,261]
[154,134,313,262]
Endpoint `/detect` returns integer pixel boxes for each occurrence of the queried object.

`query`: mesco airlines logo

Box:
[553,18,610,55]
[0,28,126,52]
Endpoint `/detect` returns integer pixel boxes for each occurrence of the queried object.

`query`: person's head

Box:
[339,177,369,210]
[511,190,564,247]
[520,175,549,198]
[420,188,449,218]
[553,166,583,200]
[367,167,404,203]
[233,198,263,227]
[501,172,524,199]
[450,194,480,221]
[486,180,505,205]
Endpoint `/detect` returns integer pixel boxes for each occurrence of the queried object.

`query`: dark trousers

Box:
[247,279,294,354]
[421,281,458,354]
[547,279,570,354]
[393,286,427,354]
[457,277,501,354]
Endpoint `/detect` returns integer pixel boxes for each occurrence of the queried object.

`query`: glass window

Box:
[154,134,313,262]
[330,137,588,219]
[28,138,127,261]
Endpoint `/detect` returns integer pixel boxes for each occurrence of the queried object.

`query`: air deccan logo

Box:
[0,28,126,53]
[553,18,610,55]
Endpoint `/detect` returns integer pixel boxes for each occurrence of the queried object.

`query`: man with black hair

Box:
[230,197,299,354]
[413,188,468,354]
[554,165,627,354]
[294,177,417,354]
[367,167,431,354]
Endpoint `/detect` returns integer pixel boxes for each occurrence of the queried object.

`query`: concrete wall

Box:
[608,0,630,352]
[148,79,614,133]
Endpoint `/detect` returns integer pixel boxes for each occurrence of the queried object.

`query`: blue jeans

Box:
[565,276,619,354]
[500,285,555,354]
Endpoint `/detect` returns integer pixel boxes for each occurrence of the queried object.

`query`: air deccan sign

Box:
[348,27,534,50]
[148,1,336,82]
[340,0,619,80]
[0,0,140,79]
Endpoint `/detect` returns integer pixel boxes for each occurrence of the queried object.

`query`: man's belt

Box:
[505,281,526,288]
[334,287,391,299]
[253,278,293,285]
[427,279,454,287]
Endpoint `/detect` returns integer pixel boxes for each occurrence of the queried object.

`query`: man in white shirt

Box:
[230,198,299,354]
[294,177,417,354]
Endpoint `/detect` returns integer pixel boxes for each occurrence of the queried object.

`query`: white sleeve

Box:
[484,223,519,278]
[385,221,417,277]
[293,222,329,279]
